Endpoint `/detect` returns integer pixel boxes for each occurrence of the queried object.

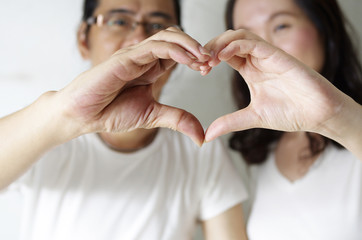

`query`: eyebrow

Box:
[108,8,173,20]
[268,11,297,21]
[234,11,297,30]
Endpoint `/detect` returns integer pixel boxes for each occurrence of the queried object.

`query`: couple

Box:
[1,0,362,239]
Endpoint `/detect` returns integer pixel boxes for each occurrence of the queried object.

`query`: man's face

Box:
[83,0,178,65]
[78,0,178,99]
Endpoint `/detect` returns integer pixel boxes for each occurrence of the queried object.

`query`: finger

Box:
[205,107,259,142]
[218,39,276,62]
[220,39,303,77]
[189,61,211,72]
[163,25,183,32]
[204,29,261,67]
[157,59,209,73]
[147,103,205,146]
[200,65,213,76]
[223,56,246,73]
[148,27,211,62]
[109,41,203,82]
[131,40,206,67]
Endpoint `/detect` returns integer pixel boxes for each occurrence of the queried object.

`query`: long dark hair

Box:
[226,0,362,164]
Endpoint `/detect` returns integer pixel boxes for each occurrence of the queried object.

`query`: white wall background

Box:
[0,0,361,239]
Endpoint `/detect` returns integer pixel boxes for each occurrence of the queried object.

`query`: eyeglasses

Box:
[86,12,181,37]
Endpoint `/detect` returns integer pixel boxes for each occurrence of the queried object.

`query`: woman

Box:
[203,0,362,239]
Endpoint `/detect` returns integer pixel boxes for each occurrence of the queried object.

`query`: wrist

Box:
[30,91,85,148]
[319,95,362,152]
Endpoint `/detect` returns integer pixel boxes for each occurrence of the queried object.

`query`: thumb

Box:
[205,107,258,142]
[152,104,205,146]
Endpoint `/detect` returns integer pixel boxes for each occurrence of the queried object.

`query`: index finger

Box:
[146,26,212,63]
[204,29,264,67]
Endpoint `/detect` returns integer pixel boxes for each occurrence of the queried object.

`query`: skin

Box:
[1,0,360,237]
[78,0,187,151]
[77,0,247,238]
[0,0,247,238]
[204,1,362,166]
[0,26,208,189]
[232,0,325,72]
[232,0,326,181]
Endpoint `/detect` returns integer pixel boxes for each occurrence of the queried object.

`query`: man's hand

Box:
[60,27,211,145]
[0,28,211,189]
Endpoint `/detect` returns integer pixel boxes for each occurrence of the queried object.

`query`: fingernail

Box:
[208,60,217,67]
[196,139,204,147]
[218,48,226,57]
[210,50,215,58]
[185,51,197,60]
[200,65,209,71]
[199,46,211,57]
[200,70,210,76]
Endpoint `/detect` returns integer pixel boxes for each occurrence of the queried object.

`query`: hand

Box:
[204,29,346,142]
[57,27,211,145]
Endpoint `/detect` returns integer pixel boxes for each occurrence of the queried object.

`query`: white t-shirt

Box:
[8,129,247,240]
[246,145,362,240]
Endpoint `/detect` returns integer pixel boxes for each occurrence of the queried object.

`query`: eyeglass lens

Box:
[102,12,175,36]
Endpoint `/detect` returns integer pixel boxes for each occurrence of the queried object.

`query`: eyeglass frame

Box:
[85,12,183,36]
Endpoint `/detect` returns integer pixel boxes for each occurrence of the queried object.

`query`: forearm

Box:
[0,91,81,190]
[203,204,248,240]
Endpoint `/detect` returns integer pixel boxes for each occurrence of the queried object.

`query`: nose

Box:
[248,27,269,43]
[124,23,148,46]
[255,30,269,43]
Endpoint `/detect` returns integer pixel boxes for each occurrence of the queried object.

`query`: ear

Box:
[77,22,91,59]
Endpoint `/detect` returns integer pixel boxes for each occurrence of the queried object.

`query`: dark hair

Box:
[81,0,182,33]
[226,0,362,164]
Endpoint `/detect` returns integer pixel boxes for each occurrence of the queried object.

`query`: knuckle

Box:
[236,28,247,35]
[167,25,182,31]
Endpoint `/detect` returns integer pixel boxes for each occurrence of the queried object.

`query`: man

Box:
[0,0,248,239]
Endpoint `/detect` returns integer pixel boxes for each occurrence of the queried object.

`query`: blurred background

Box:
[0,0,361,239]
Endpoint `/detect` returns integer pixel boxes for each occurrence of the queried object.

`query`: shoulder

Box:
[319,145,362,174]
[8,134,96,191]
[27,134,99,176]
[322,144,361,166]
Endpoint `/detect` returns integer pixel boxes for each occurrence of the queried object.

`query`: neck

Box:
[275,132,323,182]
[98,128,159,153]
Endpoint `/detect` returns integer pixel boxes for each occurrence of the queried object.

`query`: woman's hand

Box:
[203,29,354,144]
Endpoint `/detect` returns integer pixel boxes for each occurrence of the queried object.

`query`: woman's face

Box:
[233,0,325,72]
